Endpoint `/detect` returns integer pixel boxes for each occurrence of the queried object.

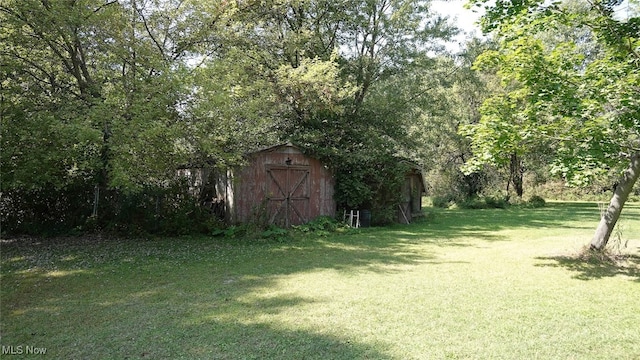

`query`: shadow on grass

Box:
[356,201,619,247]
[0,232,433,358]
[2,201,637,358]
[535,254,640,282]
[180,321,393,360]
[1,253,394,359]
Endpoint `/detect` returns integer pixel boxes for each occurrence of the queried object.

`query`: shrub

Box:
[261,224,289,242]
[527,195,546,208]
[370,205,397,225]
[331,153,410,226]
[0,179,216,237]
[458,197,486,209]
[1,182,95,236]
[222,225,247,238]
[484,196,508,209]
[292,216,347,236]
[456,196,509,210]
[432,195,456,208]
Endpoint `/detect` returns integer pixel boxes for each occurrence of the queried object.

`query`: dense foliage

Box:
[1,0,455,234]
[2,0,637,246]
[464,0,639,248]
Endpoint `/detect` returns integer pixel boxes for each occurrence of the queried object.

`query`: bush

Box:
[527,195,546,208]
[1,182,95,236]
[331,153,411,226]
[292,216,346,236]
[261,224,289,242]
[484,196,509,209]
[0,179,218,237]
[458,197,486,209]
[370,205,398,226]
[456,196,509,210]
[432,195,457,208]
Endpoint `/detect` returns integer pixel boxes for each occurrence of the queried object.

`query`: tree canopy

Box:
[2,0,638,245]
[464,0,640,249]
[1,0,459,232]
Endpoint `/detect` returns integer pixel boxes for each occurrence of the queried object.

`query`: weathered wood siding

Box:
[227,143,335,226]
[398,168,426,224]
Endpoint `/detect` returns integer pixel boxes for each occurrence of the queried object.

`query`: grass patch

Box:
[2,202,639,359]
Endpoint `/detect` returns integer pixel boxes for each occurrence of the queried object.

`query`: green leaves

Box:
[2,0,462,231]
[275,54,357,118]
[0,0,207,191]
[463,0,639,187]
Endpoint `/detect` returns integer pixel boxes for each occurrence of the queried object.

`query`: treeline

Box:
[1,0,461,235]
[2,0,638,248]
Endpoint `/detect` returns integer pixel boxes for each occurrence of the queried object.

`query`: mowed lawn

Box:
[1,202,639,359]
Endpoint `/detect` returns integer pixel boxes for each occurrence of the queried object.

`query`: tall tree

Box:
[1,0,461,230]
[466,0,640,249]
[192,0,457,215]
[416,40,492,201]
[0,0,221,189]
[0,0,227,233]
[1,0,111,190]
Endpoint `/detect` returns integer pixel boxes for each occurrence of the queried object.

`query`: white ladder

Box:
[344,209,360,228]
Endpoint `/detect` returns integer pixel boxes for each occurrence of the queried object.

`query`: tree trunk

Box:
[590,153,640,250]
[510,153,524,198]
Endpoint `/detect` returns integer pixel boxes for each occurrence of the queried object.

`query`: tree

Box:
[323,0,457,216]
[197,0,457,218]
[1,0,461,232]
[414,39,496,202]
[1,0,189,190]
[0,0,224,233]
[466,0,640,249]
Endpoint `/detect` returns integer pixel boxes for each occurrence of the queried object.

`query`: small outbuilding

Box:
[179,143,425,227]
[217,142,336,227]
[397,164,426,224]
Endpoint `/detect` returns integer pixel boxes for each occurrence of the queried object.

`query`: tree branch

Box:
[92,0,117,14]
[135,4,169,62]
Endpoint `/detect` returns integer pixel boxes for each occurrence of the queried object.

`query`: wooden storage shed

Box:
[179,145,424,227]
[219,143,336,227]
[397,165,426,224]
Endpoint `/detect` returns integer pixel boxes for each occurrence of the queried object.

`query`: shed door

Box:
[266,166,310,227]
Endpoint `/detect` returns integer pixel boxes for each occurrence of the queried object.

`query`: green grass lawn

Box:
[2,202,639,359]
